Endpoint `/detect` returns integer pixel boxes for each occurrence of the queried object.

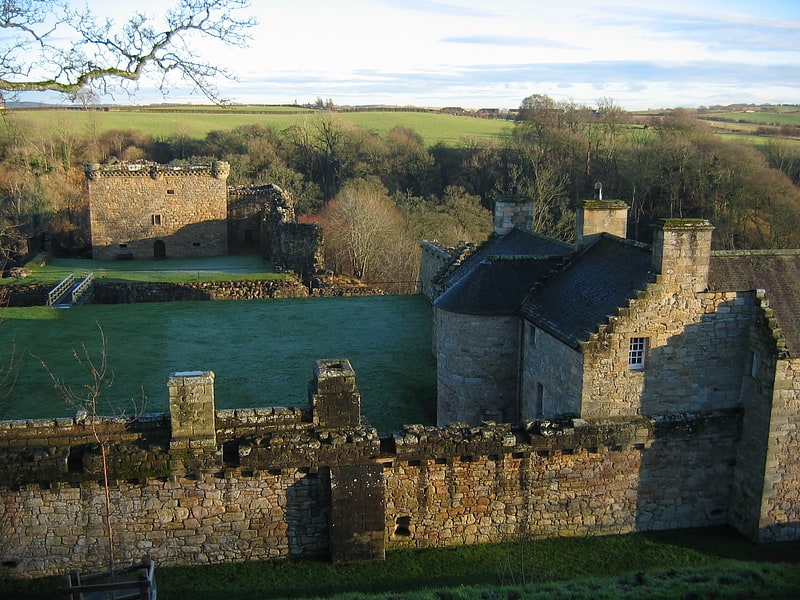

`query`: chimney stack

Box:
[651,219,714,292]
[576,189,629,248]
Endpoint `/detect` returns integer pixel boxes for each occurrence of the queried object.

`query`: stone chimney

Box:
[493,190,533,235]
[651,219,714,292]
[576,193,629,248]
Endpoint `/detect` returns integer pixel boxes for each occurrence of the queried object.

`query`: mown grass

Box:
[1,254,289,285]
[0,294,436,431]
[5,527,799,599]
[6,107,512,147]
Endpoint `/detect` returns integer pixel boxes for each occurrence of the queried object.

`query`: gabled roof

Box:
[437,228,572,291]
[519,235,655,348]
[434,256,563,315]
[709,251,800,356]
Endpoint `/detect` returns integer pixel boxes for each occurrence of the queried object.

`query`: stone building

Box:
[86,161,230,260]
[85,162,324,277]
[421,193,800,541]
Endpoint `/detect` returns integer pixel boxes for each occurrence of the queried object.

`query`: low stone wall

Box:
[90,280,310,303]
[2,284,50,307]
[2,278,387,307]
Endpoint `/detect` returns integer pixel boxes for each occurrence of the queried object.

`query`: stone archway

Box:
[154,239,166,259]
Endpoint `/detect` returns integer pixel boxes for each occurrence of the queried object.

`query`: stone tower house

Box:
[86,161,230,260]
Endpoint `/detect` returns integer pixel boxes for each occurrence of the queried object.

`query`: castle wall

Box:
[435,310,520,425]
[0,409,743,578]
[519,323,583,419]
[579,288,753,417]
[87,163,229,260]
[418,241,453,301]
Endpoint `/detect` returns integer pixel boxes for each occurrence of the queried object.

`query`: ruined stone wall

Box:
[579,286,753,417]
[435,310,520,426]
[91,280,309,303]
[418,241,453,301]
[272,222,324,278]
[87,162,229,260]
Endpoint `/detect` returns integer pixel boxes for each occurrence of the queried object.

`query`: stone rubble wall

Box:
[580,287,754,417]
[0,408,746,577]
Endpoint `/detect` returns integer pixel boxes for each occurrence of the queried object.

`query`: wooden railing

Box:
[71,271,94,305]
[47,273,74,306]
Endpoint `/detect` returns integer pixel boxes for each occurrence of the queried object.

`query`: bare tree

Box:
[38,324,146,577]
[0,0,255,102]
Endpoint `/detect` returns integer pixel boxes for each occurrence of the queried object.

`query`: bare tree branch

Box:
[0,0,255,103]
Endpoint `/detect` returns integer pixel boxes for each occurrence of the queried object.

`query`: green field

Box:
[0,295,436,432]
[6,106,513,147]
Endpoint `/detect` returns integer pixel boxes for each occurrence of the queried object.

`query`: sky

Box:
[9,0,800,110]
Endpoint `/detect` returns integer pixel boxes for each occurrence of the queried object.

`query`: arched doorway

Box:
[153,240,166,259]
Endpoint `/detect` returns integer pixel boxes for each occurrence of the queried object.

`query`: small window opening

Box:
[628,337,648,370]
[192,242,201,247]
[166,189,175,195]
[118,243,128,248]
[749,351,761,378]
[535,383,544,417]
[151,213,162,226]
[394,516,412,537]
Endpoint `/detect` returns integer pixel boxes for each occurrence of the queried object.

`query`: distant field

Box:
[0,295,436,432]
[706,109,800,127]
[5,106,513,147]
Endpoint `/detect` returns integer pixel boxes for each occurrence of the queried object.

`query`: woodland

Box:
[2,97,800,292]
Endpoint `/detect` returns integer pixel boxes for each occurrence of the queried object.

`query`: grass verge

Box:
[5,527,799,599]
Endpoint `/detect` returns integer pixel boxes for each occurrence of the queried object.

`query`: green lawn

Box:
[3,254,289,285]
[0,295,436,432]
[6,527,799,599]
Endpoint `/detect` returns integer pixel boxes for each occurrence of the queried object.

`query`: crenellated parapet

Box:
[84,161,230,180]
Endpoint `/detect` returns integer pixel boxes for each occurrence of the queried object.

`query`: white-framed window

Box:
[151,213,162,226]
[628,337,648,370]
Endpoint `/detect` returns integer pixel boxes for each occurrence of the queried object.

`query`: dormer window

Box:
[628,337,648,370]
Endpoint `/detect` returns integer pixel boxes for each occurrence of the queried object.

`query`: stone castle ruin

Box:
[1,188,798,579]
[85,161,323,278]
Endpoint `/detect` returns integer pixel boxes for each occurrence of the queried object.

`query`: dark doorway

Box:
[154,240,166,259]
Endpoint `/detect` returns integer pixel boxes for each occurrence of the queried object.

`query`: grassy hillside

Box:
[5,105,513,147]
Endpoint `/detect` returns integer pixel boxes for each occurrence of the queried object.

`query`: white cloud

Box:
[4,0,800,109]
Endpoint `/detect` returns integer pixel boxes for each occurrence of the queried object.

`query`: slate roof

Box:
[709,251,800,356]
[436,228,572,291]
[434,257,563,315]
[519,235,655,348]
[433,228,573,316]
